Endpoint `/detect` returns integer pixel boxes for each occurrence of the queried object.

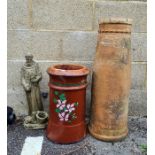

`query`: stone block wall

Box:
[7,0,147,116]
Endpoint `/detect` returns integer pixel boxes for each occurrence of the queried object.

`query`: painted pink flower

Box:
[58,112,69,122]
[58,112,65,121]
[64,113,69,122]
[56,99,66,110]
[65,104,75,113]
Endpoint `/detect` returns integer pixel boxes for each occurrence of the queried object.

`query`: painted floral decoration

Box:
[53,91,78,123]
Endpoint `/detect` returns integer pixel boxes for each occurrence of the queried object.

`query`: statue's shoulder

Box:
[21,63,31,72]
[21,64,26,71]
[33,61,40,69]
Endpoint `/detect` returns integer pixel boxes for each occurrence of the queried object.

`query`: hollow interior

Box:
[38,112,46,118]
[54,64,83,70]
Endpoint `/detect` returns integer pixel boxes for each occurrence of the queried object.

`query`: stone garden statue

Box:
[21,53,48,129]
[21,53,43,114]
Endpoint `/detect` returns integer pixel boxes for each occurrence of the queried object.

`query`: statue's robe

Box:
[21,61,43,115]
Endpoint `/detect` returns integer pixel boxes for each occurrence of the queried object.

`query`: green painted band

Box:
[51,81,87,87]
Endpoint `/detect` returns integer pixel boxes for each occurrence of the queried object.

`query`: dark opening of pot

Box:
[38,112,46,118]
[54,64,83,70]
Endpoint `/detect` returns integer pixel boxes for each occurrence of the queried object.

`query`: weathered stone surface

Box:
[131,33,147,61]
[8,30,97,61]
[7,30,32,60]
[7,30,63,60]
[7,0,30,29]
[32,0,93,30]
[62,31,97,61]
[7,90,27,116]
[129,89,147,116]
[30,31,64,61]
[131,63,147,90]
[8,30,147,62]
[7,61,23,92]
[94,1,147,33]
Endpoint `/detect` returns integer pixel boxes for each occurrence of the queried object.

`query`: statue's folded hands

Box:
[31,75,41,83]
[24,84,31,91]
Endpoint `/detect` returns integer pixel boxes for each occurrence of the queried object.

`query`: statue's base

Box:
[24,122,47,129]
[23,112,48,129]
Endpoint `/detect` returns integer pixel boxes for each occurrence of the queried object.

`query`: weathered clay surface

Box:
[89,20,132,141]
[47,64,89,143]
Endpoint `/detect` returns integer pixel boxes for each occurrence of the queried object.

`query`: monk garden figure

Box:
[21,53,48,129]
[21,53,43,114]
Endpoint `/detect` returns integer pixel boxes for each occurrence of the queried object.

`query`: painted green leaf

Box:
[59,93,66,101]
[74,102,78,106]
[61,107,67,112]
[63,107,67,111]
[59,93,65,97]
[53,98,57,104]
[54,91,59,95]
[61,98,66,101]
[55,108,61,113]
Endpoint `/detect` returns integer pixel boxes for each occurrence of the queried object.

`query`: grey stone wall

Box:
[7,0,147,116]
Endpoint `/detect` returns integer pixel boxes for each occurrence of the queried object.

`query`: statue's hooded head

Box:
[25,53,33,66]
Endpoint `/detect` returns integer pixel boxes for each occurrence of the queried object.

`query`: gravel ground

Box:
[7,116,147,155]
